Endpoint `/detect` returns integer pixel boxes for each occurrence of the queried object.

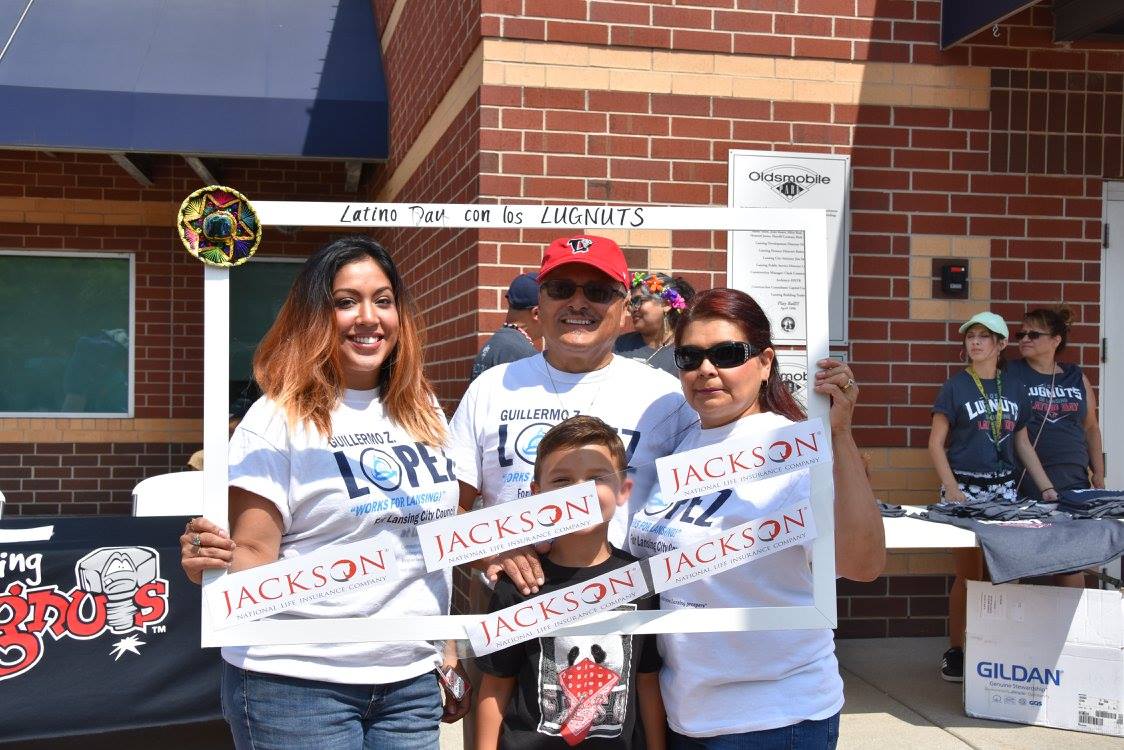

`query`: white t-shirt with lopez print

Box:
[221,389,460,685]
[628,410,843,737]
[449,353,697,546]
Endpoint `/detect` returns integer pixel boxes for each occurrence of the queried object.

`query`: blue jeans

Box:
[221,662,443,750]
[669,713,840,750]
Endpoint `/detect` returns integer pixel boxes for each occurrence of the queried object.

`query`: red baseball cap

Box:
[538,235,629,287]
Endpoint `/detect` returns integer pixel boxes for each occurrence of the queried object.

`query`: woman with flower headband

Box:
[614,272,696,376]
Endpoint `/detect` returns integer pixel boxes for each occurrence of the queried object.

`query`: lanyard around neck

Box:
[967,367,1003,448]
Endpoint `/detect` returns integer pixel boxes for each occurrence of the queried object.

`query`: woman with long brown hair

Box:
[629,288,884,749]
[180,236,469,748]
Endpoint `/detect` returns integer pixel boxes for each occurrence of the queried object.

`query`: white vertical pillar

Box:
[201,265,230,644]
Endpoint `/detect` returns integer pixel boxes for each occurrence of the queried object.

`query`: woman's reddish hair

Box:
[674,288,806,422]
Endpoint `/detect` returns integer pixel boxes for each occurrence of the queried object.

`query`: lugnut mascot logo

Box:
[0,547,169,681]
[567,237,594,254]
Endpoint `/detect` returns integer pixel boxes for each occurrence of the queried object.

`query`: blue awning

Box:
[0,0,388,160]
[940,0,1039,49]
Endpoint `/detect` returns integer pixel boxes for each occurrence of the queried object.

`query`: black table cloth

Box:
[0,516,221,742]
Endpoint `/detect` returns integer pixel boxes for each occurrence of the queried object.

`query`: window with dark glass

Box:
[0,253,132,416]
[229,259,302,405]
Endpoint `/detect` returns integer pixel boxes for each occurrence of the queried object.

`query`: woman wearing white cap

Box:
[928,310,1058,682]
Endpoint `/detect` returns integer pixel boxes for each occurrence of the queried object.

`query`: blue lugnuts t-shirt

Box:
[932,368,1028,475]
[1008,359,1091,495]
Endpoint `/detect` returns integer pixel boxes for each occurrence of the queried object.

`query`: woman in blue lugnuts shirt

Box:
[1009,304,1104,588]
[928,310,1057,683]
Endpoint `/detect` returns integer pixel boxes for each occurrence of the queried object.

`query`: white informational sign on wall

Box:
[727,151,850,346]
[198,203,836,648]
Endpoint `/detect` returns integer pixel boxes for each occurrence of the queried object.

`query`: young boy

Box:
[474,416,665,750]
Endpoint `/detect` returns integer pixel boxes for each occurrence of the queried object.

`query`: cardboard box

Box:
[965,581,1124,736]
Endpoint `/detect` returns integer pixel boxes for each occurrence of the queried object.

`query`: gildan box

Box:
[965,581,1124,736]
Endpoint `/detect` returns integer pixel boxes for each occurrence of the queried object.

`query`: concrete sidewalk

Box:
[443,636,1116,749]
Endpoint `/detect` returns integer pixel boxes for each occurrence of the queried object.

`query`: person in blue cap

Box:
[928,310,1057,683]
[471,272,542,380]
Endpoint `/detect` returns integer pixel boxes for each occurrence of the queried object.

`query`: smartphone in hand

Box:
[439,665,467,702]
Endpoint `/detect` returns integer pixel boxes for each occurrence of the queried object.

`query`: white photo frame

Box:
[200,203,834,647]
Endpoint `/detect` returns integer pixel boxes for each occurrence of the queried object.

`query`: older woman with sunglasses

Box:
[1009,305,1104,499]
[615,272,696,375]
[1009,306,1104,591]
[629,288,884,749]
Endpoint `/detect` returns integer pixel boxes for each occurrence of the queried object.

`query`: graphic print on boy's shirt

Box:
[538,619,633,744]
[475,550,661,750]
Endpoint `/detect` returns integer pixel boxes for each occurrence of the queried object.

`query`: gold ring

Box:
[841,378,855,392]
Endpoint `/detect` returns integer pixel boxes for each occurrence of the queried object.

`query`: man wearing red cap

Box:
[450,235,697,593]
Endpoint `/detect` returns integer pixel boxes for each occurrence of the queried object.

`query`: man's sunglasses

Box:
[540,279,626,305]
[1014,331,1048,341]
[674,341,760,371]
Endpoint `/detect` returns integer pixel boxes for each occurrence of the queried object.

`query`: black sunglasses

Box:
[540,279,626,305]
[1014,331,1048,341]
[674,341,760,371]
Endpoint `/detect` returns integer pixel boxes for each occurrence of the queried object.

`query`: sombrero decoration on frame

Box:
[177,185,261,267]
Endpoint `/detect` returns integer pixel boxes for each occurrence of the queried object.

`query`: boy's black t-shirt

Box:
[475,547,662,749]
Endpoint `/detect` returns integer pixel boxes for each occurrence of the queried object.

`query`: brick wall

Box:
[0,150,360,203]
[0,442,198,515]
[466,2,1119,503]
[481,0,1123,70]
[837,574,953,638]
[0,1,490,513]
[374,0,481,186]
[448,0,1121,633]
[370,97,485,404]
